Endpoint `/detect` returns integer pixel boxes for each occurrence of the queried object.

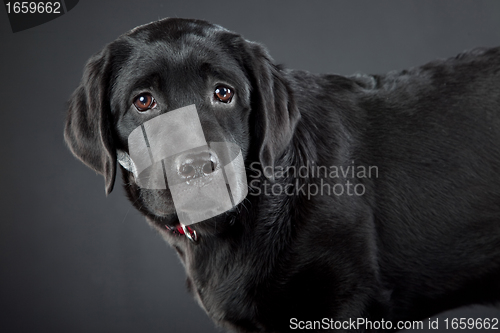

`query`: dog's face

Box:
[111,21,254,225]
[65,18,300,237]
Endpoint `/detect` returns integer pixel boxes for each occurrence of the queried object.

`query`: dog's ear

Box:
[64,47,116,195]
[244,42,300,180]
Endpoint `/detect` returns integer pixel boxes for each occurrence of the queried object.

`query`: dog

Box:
[64,18,500,332]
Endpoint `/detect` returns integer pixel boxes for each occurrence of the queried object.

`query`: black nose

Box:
[177,151,218,179]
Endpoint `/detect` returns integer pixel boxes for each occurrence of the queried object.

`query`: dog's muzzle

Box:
[117,104,248,226]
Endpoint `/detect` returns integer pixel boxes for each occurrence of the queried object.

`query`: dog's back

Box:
[313,46,500,319]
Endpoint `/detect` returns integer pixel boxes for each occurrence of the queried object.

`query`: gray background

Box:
[1,1,499,332]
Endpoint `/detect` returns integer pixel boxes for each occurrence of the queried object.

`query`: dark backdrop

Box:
[1,1,499,332]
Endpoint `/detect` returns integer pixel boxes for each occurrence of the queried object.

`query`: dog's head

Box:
[65,18,300,232]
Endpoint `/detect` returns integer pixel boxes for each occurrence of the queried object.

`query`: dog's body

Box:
[65,18,500,332]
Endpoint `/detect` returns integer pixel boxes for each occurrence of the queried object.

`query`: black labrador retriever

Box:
[64,18,500,332]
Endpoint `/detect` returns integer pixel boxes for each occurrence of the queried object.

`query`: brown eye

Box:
[133,93,157,112]
[214,85,234,103]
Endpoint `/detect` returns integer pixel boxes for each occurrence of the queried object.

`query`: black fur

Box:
[64,18,500,332]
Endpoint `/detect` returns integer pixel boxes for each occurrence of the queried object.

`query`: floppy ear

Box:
[64,47,116,195]
[244,42,300,180]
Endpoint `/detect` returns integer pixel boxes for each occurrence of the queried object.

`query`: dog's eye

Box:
[214,85,234,103]
[133,93,157,112]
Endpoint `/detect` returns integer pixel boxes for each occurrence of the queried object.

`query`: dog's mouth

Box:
[175,195,230,226]
[164,223,195,236]
[178,197,221,213]
[148,210,198,239]
[153,198,243,243]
